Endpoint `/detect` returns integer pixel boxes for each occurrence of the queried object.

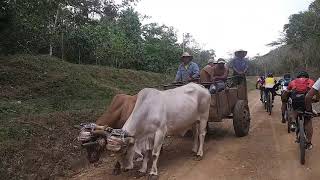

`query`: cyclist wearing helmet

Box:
[256,75,265,101]
[278,73,292,93]
[264,73,277,102]
[282,71,315,149]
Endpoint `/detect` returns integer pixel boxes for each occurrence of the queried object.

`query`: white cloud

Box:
[136,0,312,58]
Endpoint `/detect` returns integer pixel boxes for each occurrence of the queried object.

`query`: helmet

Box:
[296,71,309,78]
[267,72,273,77]
[283,73,291,79]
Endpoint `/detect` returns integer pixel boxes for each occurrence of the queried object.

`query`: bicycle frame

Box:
[265,90,273,115]
[285,98,293,133]
[262,90,267,109]
[296,114,306,141]
[296,112,307,165]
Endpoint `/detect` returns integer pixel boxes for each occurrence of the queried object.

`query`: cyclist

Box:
[305,77,320,150]
[278,73,292,94]
[281,71,315,149]
[278,73,293,122]
[256,75,265,101]
[264,73,277,103]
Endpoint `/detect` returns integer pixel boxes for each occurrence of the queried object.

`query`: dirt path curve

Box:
[73,90,320,180]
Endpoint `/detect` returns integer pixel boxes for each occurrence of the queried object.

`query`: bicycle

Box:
[265,90,273,115]
[259,87,266,105]
[284,97,293,133]
[261,90,267,109]
[295,110,313,165]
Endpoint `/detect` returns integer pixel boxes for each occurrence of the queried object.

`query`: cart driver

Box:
[230,49,249,76]
[175,52,200,82]
[229,49,249,86]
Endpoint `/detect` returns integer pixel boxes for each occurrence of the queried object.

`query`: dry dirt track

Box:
[73,90,320,180]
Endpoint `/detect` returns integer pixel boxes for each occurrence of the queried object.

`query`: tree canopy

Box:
[0,0,215,73]
[253,0,320,77]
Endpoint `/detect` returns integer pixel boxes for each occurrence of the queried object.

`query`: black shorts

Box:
[292,100,305,111]
[291,92,306,111]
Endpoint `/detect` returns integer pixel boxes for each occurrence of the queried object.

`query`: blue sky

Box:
[135,0,313,58]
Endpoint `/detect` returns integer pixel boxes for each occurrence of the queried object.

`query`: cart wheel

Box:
[233,100,250,137]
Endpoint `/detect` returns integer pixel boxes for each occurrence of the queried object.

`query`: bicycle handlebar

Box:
[296,111,319,118]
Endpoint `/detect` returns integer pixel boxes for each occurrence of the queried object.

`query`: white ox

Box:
[107,83,211,178]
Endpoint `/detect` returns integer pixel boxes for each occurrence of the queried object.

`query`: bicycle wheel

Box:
[299,116,306,165]
[266,98,269,112]
[285,109,290,133]
[263,92,267,109]
[268,92,272,115]
[264,96,267,110]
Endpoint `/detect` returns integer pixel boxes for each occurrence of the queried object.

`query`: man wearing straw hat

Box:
[229,49,249,87]
[230,49,249,76]
[212,58,229,82]
[209,58,229,93]
[175,52,200,82]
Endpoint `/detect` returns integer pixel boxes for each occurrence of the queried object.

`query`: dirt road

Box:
[73,91,320,180]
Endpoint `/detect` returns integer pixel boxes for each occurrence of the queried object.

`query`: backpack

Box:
[291,78,311,94]
[290,91,306,111]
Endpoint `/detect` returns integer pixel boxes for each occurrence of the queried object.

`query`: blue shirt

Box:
[231,57,249,74]
[175,62,200,82]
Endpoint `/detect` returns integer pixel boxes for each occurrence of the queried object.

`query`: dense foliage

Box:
[0,0,215,73]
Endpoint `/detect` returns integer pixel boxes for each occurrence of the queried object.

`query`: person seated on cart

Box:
[175,52,200,83]
[281,71,315,149]
[210,58,229,92]
[200,58,229,93]
[200,58,215,83]
[213,58,229,82]
[256,75,265,101]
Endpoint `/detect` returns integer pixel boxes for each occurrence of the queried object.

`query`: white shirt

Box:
[312,78,320,91]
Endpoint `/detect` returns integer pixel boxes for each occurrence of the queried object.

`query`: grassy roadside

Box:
[246,76,258,91]
[0,55,170,179]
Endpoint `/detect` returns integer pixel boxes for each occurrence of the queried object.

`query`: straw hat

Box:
[216,58,226,64]
[235,49,247,56]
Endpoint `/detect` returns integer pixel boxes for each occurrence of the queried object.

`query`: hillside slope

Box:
[0,55,170,179]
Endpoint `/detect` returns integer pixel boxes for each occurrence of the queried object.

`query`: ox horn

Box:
[81,141,99,147]
[95,125,107,130]
[95,125,113,132]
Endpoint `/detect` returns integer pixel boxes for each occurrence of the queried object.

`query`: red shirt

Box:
[288,78,315,93]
